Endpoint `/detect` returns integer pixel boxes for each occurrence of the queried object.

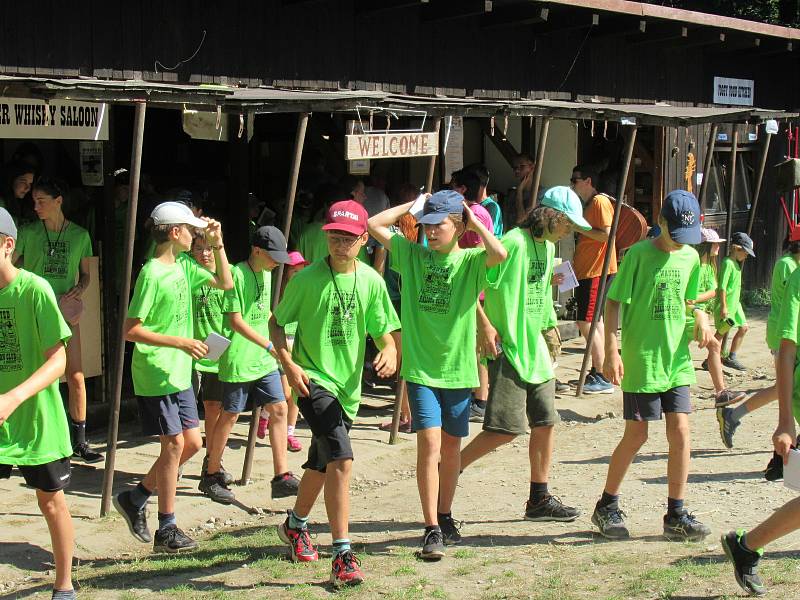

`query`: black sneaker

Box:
[714,389,747,408]
[72,442,103,464]
[764,452,784,481]
[271,472,300,498]
[51,589,77,600]
[113,490,152,543]
[716,407,740,449]
[721,530,766,596]
[438,514,462,545]
[722,356,747,371]
[153,524,198,553]
[525,495,580,522]
[663,509,711,541]
[700,359,709,371]
[199,473,235,504]
[591,503,630,540]
[420,527,445,560]
[201,455,234,485]
[468,400,486,423]
[555,380,570,394]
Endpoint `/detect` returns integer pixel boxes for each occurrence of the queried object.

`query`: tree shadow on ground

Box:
[561,448,769,465]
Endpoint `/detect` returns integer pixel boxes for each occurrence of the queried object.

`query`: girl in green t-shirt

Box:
[715,232,754,371]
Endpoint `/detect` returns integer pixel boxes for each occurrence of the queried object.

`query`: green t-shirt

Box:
[607,239,700,393]
[128,254,213,396]
[696,263,717,313]
[716,256,742,319]
[390,234,487,388]
[775,268,800,424]
[218,262,279,383]
[0,270,73,465]
[191,266,226,374]
[16,220,93,295]
[274,259,400,420]
[767,254,799,351]
[484,228,554,384]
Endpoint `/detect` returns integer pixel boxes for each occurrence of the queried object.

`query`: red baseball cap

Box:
[322,200,368,236]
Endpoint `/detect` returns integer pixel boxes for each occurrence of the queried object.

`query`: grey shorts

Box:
[483,354,559,435]
[221,370,286,414]
[623,386,692,421]
[297,382,354,473]
[137,388,201,437]
[193,370,223,403]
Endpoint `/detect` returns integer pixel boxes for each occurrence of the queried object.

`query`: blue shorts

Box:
[222,370,286,414]
[137,388,200,437]
[407,383,472,437]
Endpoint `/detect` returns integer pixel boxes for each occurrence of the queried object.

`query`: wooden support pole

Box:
[746,129,773,237]
[576,125,637,397]
[697,123,718,210]
[725,127,739,251]
[530,117,551,211]
[425,118,443,193]
[100,101,147,516]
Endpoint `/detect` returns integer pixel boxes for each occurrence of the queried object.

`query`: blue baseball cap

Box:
[417,189,465,225]
[661,190,701,245]
[539,186,591,231]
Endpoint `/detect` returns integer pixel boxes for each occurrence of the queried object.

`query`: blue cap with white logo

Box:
[417,189,465,225]
[661,190,701,245]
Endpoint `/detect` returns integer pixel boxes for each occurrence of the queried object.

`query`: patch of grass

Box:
[502,569,517,579]
[391,564,417,576]
[452,549,477,559]
[384,577,447,600]
[449,565,471,576]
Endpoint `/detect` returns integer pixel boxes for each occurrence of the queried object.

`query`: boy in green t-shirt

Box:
[14,177,102,464]
[270,200,399,587]
[460,186,587,522]
[0,208,77,599]
[369,190,507,560]
[715,232,754,371]
[592,190,713,543]
[114,201,233,554]
[203,226,297,504]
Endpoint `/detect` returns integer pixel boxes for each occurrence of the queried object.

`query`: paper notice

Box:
[553,260,579,293]
[204,332,231,362]
[784,449,800,492]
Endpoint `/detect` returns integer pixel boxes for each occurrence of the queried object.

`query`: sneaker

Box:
[524,495,580,522]
[700,359,709,371]
[50,589,77,600]
[722,356,747,371]
[714,389,747,408]
[271,472,300,498]
[277,513,318,562]
[199,472,236,504]
[716,407,740,449]
[113,490,152,543]
[591,504,630,540]
[420,527,445,560]
[764,452,784,481]
[257,416,269,440]
[439,514,463,545]
[663,509,711,541]
[72,442,103,464]
[287,434,303,452]
[583,372,614,395]
[330,550,364,587]
[721,530,766,596]
[379,419,414,434]
[201,455,234,485]
[153,524,198,553]
[555,379,570,393]
[468,400,486,423]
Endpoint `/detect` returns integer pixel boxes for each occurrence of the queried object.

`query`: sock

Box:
[51,590,76,600]
[288,510,308,531]
[287,425,295,436]
[598,491,619,508]
[332,538,351,555]
[425,525,441,534]
[730,402,749,423]
[70,419,86,446]
[473,399,487,408]
[529,481,549,503]
[667,497,684,515]
[729,351,737,360]
[158,512,177,530]
[437,511,451,522]
[129,483,152,510]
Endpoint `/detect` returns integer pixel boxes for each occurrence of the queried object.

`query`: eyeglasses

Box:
[327,234,360,248]
[570,176,586,184]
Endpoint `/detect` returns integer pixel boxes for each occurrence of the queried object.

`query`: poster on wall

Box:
[0,98,108,140]
[713,77,754,106]
[79,141,104,187]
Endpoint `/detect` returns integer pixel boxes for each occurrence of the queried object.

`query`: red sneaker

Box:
[287,434,303,452]
[277,514,318,562]
[330,550,364,587]
[257,416,269,439]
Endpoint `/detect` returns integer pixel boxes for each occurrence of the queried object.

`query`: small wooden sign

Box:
[345,132,438,160]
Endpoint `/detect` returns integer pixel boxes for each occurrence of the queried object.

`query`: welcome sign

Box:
[345,132,438,160]
[0,98,108,140]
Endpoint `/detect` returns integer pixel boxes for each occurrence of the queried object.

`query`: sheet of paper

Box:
[553,260,579,293]
[409,193,428,220]
[784,448,800,492]
[204,332,231,362]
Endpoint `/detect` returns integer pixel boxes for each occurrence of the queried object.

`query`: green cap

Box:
[540,186,591,231]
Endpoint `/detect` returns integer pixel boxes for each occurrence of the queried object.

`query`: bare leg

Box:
[476,361,489,402]
[745,496,800,549]
[206,411,238,474]
[737,385,778,416]
[416,427,442,526]
[529,425,555,483]
[141,429,202,492]
[664,412,690,500]
[729,324,749,355]
[324,458,353,540]
[716,331,729,355]
[578,320,605,371]
[155,433,184,516]
[603,420,648,495]
[37,489,74,592]
[460,431,515,470]
[293,469,326,518]
[705,337,725,394]
[437,432,462,514]
[265,401,289,476]
[203,400,222,453]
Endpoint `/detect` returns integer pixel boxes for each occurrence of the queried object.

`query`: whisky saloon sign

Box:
[345,131,438,160]
[0,98,108,140]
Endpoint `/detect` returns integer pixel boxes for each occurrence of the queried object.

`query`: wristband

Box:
[209,244,224,250]
[265,341,274,353]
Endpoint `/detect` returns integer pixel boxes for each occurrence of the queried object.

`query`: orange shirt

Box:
[573,193,617,280]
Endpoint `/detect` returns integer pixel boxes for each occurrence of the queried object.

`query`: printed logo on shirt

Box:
[173,278,189,328]
[43,240,69,280]
[194,287,223,328]
[418,263,452,314]
[326,290,356,346]
[526,259,547,315]
[0,308,22,372]
[652,268,683,321]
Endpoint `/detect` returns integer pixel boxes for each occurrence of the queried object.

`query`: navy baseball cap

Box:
[417,189,465,225]
[661,190,701,245]
[731,231,755,257]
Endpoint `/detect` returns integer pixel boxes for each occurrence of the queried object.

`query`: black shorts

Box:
[193,370,224,404]
[297,382,354,473]
[575,275,614,322]
[623,386,692,421]
[0,457,71,492]
[137,388,201,437]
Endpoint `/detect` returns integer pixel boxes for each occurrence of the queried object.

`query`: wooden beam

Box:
[421,0,492,22]
[479,4,548,28]
[725,127,739,250]
[354,0,424,15]
[747,130,774,236]
[479,118,520,168]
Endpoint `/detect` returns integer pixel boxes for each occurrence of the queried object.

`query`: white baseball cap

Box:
[150,201,207,228]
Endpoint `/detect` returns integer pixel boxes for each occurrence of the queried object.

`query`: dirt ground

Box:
[1,307,799,600]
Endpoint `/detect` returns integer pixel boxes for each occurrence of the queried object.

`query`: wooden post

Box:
[425,118,443,193]
[100,101,147,516]
[697,124,718,210]
[529,117,551,211]
[725,127,739,251]
[746,128,773,237]
[576,125,637,397]
[99,107,117,405]
[228,113,251,263]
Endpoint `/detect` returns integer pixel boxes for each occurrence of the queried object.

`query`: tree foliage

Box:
[648,1,800,27]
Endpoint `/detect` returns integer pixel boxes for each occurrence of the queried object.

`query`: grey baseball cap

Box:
[0,207,17,239]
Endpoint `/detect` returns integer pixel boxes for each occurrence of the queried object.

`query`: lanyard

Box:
[327,257,357,321]
[43,218,67,257]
